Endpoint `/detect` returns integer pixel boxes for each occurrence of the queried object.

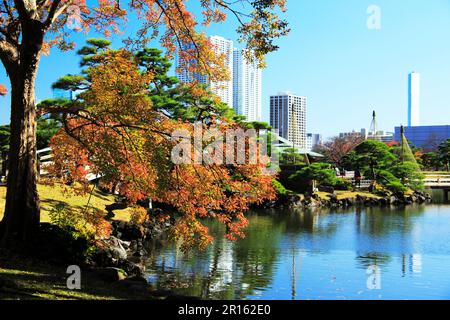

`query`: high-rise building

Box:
[270,93,307,149]
[176,36,234,107]
[209,36,234,107]
[306,133,322,151]
[233,49,262,122]
[408,72,420,127]
[175,41,208,85]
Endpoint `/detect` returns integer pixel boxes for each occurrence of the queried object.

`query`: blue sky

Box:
[1,0,450,139]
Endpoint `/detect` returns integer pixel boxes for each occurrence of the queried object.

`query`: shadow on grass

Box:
[0,257,151,300]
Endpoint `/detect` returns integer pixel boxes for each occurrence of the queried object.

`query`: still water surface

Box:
[145,192,450,300]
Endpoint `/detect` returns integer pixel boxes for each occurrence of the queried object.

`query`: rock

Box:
[356,195,367,204]
[117,259,145,278]
[99,236,128,260]
[112,221,146,241]
[126,275,148,284]
[0,276,18,290]
[98,267,128,282]
[165,295,202,301]
[117,277,149,293]
[417,195,426,203]
[329,194,338,203]
[318,186,335,194]
[346,198,355,206]
[130,240,149,257]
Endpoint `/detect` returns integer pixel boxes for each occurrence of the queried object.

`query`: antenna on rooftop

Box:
[369,110,381,141]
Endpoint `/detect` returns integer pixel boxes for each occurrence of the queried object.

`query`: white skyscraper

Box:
[233,49,262,122]
[176,36,234,107]
[208,36,234,107]
[270,93,307,149]
[408,72,420,127]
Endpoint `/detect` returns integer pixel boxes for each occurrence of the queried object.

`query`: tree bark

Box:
[0,20,44,246]
[0,74,40,245]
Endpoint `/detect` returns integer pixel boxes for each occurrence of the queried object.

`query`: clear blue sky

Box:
[1,0,450,139]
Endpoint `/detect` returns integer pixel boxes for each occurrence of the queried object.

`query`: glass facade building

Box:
[394,125,450,151]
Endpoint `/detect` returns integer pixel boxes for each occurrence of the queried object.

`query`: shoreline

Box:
[261,190,433,210]
[0,189,434,300]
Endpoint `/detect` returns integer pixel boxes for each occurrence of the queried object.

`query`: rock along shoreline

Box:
[261,190,433,210]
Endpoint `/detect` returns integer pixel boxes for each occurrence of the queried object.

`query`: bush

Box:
[272,179,288,196]
[377,170,408,193]
[334,178,353,191]
[37,223,94,264]
[48,203,112,242]
[288,163,338,193]
[389,162,425,191]
[129,206,148,225]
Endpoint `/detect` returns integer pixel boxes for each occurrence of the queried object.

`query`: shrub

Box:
[288,163,338,193]
[334,178,353,191]
[130,206,148,225]
[272,179,288,196]
[377,170,408,193]
[48,203,112,242]
[389,162,425,191]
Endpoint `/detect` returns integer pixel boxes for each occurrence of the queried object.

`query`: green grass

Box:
[0,184,132,222]
[316,191,381,201]
[0,184,144,300]
[0,254,152,300]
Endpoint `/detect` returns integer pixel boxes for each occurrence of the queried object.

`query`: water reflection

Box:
[145,201,450,300]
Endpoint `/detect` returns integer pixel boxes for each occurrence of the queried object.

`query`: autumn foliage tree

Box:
[0,0,289,246]
[315,135,364,168]
[44,41,276,249]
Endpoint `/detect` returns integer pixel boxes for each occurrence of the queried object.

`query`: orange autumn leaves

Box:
[49,50,276,249]
[0,84,7,96]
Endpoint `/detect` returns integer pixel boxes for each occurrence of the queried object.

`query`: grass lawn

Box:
[0,184,131,222]
[0,184,150,300]
[0,255,152,300]
[316,191,381,201]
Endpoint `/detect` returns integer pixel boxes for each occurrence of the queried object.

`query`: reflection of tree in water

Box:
[146,204,431,299]
[354,205,427,271]
[232,214,285,299]
[355,252,392,270]
[271,208,339,237]
[356,206,425,238]
[144,215,285,299]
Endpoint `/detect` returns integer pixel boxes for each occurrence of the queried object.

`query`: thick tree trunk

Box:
[0,71,40,245]
[0,21,44,246]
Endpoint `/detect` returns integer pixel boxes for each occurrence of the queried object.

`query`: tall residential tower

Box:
[209,36,234,107]
[270,93,307,149]
[176,36,234,107]
[233,49,262,122]
[408,72,420,127]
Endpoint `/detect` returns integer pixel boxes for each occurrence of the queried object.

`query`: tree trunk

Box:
[0,71,40,245]
[0,21,43,246]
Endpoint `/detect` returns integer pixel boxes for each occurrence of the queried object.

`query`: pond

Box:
[144,191,450,300]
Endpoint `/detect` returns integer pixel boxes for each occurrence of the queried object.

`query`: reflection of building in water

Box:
[410,254,423,274]
[208,240,235,292]
[402,254,423,275]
